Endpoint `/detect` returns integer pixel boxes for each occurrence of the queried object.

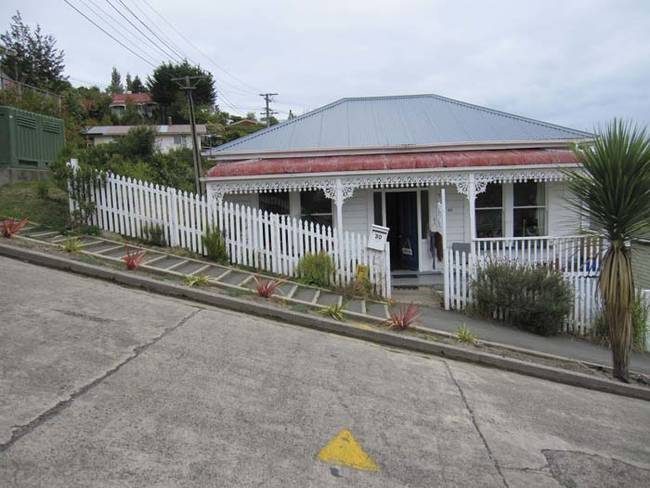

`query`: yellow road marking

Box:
[317,429,379,472]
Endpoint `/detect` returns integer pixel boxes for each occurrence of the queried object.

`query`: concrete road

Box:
[1,256,649,487]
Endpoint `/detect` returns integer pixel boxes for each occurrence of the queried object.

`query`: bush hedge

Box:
[471,262,573,336]
[296,252,334,288]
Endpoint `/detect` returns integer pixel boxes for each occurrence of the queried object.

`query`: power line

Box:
[104,0,182,63]
[121,0,257,111]
[115,0,187,62]
[63,0,157,68]
[139,0,263,94]
[78,0,160,66]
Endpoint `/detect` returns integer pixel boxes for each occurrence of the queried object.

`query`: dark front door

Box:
[385,191,418,271]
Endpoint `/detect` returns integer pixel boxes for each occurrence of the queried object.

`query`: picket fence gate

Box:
[444,236,604,335]
[69,170,391,298]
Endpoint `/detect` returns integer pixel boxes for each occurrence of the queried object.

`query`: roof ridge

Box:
[423,93,591,137]
[338,94,590,137]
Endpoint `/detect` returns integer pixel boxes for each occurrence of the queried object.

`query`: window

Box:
[475,183,503,238]
[300,190,332,227]
[173,135,187,145]
[513,181,545,236]
[259,192,290,215]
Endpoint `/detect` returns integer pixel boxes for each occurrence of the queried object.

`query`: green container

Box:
[0,106,65,169]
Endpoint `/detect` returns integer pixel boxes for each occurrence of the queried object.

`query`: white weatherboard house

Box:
[203,94,593,287]
[85,124,207,154]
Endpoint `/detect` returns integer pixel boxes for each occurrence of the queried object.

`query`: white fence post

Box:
[167,187,179,247]
[67,158,80,217]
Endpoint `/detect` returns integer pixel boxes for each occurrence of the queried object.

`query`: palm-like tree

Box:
[568,120,650,381]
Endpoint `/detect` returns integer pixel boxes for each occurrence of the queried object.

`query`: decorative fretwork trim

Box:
[206,168,569,197]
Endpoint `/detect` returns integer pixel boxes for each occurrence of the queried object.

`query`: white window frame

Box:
[512,181,547,237]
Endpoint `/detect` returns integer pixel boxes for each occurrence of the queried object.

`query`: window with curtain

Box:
[300,190,332,227]
[475,183,503,237]
[259,191,290,215]
[513,181,546,236]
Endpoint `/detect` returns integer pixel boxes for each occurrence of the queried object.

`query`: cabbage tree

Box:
[568,120,650,381]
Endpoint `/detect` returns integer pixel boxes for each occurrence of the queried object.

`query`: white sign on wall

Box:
[368,224,389,251]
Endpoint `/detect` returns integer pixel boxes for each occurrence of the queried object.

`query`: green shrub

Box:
[141,223,166,247]
[471,262,573,336]
[36,180,49,200]
[593,290,648,351]
[202,226,228,263]
[296,252,334,288]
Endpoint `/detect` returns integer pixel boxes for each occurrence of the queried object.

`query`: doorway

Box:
[385,191,419,271]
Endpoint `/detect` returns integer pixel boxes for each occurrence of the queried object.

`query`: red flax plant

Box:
[254,276,283,298]
[122,245,146,270]
[1,218,28,238]
[385,303,420,330]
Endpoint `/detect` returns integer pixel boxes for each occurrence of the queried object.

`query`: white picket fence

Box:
[70,170,391,298]
[444,236,604,334]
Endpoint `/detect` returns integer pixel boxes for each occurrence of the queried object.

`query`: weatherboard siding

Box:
[632,243,650,290]
[341,190,371,234]
[547,181,581,237]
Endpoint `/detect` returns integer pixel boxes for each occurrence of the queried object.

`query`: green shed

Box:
[0,106,65,169]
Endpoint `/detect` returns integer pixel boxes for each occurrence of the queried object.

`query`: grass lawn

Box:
[0,180,69,229]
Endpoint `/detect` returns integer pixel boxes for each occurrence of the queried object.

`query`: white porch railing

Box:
[70,171,392,298]
[445,235,604,335]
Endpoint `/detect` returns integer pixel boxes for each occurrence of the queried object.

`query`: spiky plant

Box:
[254,276,282,298]
[456,324,479,345]
[183,274,210,287]
[63,237,83,253]
[318,303,345,321]
[1,218,28,238]
[123,245,146,270]
[567,119,650,381]
[385,303,420,330]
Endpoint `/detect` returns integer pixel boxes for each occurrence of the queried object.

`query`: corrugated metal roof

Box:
[206,94,591,156]
[84,124,207,136]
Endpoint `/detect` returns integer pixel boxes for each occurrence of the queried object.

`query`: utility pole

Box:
[259,92,278,127]
[173,75,205,195]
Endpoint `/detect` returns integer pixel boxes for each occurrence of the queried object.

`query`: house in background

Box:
[84,124,207,153]
[203,94,592,284]
[109,92,157,120]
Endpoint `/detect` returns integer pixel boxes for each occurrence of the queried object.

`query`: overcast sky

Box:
[2,0,649,130]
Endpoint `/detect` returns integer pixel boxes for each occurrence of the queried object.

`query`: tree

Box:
[131,75,145,93]
[108,67,123,94]
[125,73,133,92]
[0,11,67,92]
[146,60,215,123]
[567,120,650,381]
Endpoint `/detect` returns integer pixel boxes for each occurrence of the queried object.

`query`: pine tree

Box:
[131,75,145,93]
[125,73,133,92]
[0,11,67,92]
[109,67,123,94]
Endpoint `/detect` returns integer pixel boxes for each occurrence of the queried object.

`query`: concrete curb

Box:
[2,241,649,402]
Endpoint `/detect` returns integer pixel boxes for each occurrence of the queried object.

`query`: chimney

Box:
[167,116,172,125]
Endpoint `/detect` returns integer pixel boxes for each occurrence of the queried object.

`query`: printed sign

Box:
[367,224,389,251]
